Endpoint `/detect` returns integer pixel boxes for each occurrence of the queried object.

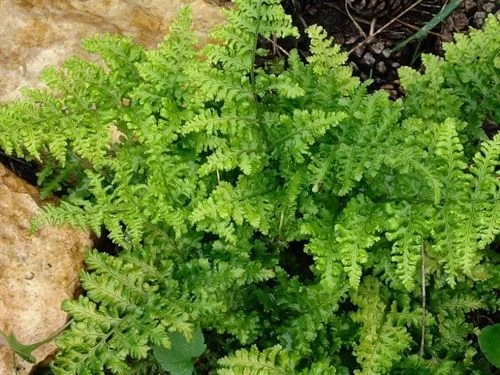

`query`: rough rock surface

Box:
[0,163,92,374]
[0,0,226,103]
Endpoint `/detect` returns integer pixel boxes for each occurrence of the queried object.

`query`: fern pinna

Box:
[0,1,498,374]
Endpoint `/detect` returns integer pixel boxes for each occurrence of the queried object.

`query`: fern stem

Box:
[248,0,270,146]
[249,0,262,101]
[420,240,426,357]
[32,319,73,347]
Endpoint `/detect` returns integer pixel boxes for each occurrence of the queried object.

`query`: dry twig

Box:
[345,0,367,38]
[265,36,290,56]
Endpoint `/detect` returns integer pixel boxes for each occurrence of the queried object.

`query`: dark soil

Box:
[0,149,39,186]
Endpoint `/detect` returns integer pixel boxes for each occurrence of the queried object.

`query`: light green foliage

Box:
[399,15,500,142]
[217,344,337,375]
[53,250,189,374]
[218,345,297,374]
[351,277,414,375]
[0,2,498,374]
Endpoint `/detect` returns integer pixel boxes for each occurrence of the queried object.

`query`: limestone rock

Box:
[0,0,226,103]
[0,163,92,374]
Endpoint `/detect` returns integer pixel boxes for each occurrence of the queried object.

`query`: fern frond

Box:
[385,203,426,291]
[133,6,199,115]
[351,277,412,375]
[81,34,144,83]
[0,2,497,374]
[469,133,500,248]
[270,109,346,164]
[334,91,400,196]
[190,176,275,243]
[434,119,468,191]
[428,121,498,281]
[335,196,382,289]
[207,0,298,74]
[218,345,297,375]
[306,25,358,95]
[52,250,190,374]
[400,15,500,140]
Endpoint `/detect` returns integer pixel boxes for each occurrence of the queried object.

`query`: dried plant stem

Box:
[396,19,447,38]
[369,17,377,36]
[346,0,367,38]
[265,36,290,56]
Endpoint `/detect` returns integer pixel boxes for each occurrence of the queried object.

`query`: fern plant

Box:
[0,2,498,374]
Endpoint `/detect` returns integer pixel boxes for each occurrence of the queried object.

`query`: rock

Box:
[0,0,226,103]
[382,48,392,59]
[370,41,385,55]
[375,61,387,74]
[463,0,478,13]
[482,2,496,13]
[380,83,400,100]
[345,34,361,45]
[347,0,412,18]
[391,61,401,69]
[360,52,376,67]
[0,163,92,374]
[452,11,470,30]
[472,11,487,28]
[352,44,366,58]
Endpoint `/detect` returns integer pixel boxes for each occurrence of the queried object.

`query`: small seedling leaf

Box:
[153,328,206,375]
[479,324,500,368]
[0,331,37,363]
